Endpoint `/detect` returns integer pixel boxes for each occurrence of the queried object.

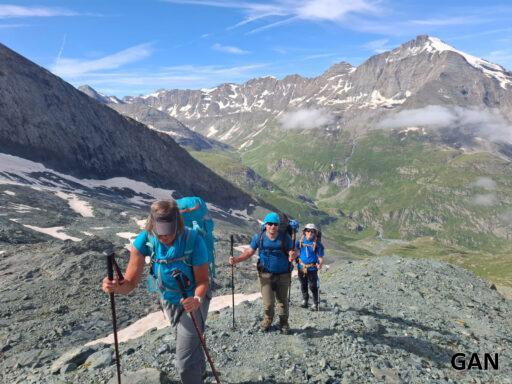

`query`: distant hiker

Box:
[296,223,324,311]
[229,212,297,334]
[102,199,211,384]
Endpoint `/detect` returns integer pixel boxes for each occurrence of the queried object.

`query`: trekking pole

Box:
[172,271,221,384]
[230,235,235,329]
[288,230,297,308]
[106,252,123,384]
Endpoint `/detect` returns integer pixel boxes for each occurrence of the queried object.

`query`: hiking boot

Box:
[279,318,290,335]
[260,317,272,332]
[312,303,319,311]
[300,299,308,308]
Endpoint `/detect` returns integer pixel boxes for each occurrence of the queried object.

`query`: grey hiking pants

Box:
[258,271,291,321]
[161,291,211,384]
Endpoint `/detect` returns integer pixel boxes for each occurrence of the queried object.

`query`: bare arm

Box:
[182,262,209,312]
[102,245,145,295]
[229,247,256,265]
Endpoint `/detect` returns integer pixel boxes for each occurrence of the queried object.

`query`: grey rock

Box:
[107,368,172,384]
[50,346,98,374]
[84,348,114,370]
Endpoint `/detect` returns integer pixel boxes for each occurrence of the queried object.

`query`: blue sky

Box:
[2,1,512,97]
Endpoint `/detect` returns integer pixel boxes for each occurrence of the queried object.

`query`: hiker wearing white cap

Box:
[295,223,324,311]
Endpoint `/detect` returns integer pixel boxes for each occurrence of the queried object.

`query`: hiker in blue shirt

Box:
[102,199,211,384]
[295,223,324,311]
[229,212,297,334]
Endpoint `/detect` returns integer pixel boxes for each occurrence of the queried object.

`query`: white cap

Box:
[304,223,317,231]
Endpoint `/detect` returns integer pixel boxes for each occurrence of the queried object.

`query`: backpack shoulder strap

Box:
[183,227,198,259]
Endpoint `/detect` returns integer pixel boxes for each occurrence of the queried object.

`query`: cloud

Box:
[499,209,512,225]
[487,49,512,71]
[279,108,336,129]
[165,0,379,33]
[60,63,269,97]
[52,43,154,77]
[212,43,251,55]
[0,4,78,18]
[295,0,377,21]
[472,193,497,206]
[378,106,512,143]
[470,177,497,191]
[363,38,390,53]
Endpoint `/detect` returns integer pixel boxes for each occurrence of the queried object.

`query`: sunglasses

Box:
[304,229,316,233]
[266,222,279,227]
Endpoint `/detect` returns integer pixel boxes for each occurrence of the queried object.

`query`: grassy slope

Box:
[236,128,512,286]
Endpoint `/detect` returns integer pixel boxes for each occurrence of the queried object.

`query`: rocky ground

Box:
[2,254,511,384]
[1,183,511,384]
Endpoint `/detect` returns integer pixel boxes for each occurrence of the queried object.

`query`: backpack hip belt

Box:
[298,260,317,275]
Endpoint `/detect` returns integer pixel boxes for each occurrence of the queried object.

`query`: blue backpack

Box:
[146,197,216,304]
[177,196,216,278]
[147,227,198,304]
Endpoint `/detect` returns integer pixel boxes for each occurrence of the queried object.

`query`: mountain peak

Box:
[388,35,511,89]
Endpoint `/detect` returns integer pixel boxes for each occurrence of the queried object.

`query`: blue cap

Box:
[263,212,280,224]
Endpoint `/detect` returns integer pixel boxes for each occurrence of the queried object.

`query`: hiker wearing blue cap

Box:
[230,212,297,334]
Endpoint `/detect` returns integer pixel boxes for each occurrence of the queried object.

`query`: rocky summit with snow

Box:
[115,35,512,147]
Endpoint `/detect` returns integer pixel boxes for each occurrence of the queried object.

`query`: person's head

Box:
[303,223,317,241]
[145,199,184,245]
[263,212,280,235]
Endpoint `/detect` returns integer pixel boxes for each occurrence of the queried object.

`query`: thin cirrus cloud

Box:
[52,43,154,78]
[212,43,251,55]
[363,38,391,53]
[0,4,79,18]
[66,63,269,97]
[164,0,380,33]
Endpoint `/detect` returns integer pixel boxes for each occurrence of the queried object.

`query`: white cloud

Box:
[279,108,336,129]
[499,209,512,225]
[296,0,377,21]
[52,43,154,77]
[212,43,250,55]
[472,193,497,206]
[487,49,512,71]
[471,177,497,191]
[0,4,78,18]
[61,63,269,97]
[363,38,390,53]
[165,0,379,33]
[378,106,512,143]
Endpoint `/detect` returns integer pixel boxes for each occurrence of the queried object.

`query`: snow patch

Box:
[206,126,218,138]
[0,153,175,207]
[55,191,94,217]
[86,292,262,346]
[3,190,15,196]
[21,223,81,242]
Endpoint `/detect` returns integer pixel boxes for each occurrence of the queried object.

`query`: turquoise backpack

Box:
[177,196,216,278]
[146,196,216,304]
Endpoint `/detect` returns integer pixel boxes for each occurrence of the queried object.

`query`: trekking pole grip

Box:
[106,252,114,281]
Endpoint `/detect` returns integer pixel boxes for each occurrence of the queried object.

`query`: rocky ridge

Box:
[0,42,254,210]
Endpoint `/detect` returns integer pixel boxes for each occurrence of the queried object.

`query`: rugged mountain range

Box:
[0,43,254,209]
[78,85,228,151]
[119,35,512,148]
